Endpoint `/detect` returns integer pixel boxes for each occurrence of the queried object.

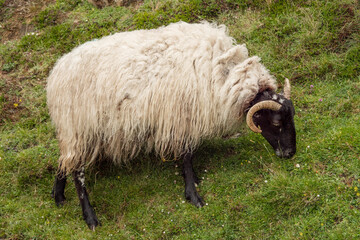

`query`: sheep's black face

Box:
[251,91,296,158]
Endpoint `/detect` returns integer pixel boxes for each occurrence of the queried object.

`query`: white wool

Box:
[46,21,277,173]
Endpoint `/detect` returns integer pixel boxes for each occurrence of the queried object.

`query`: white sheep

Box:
[47,21,296,229]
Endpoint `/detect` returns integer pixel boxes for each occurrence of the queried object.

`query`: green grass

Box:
[1,0,359,239]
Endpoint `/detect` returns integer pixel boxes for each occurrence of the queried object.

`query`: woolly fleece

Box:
[47,21,277,173]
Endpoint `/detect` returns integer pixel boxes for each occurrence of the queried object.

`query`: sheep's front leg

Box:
[73,168,99,230]
[182,152,204,207]
[52,171,67,206]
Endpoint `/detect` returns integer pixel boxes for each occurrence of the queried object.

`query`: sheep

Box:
[47,21,296,229]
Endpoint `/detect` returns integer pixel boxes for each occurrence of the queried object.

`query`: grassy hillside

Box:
[1,0,359,239]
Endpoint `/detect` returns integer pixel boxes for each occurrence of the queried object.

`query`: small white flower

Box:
[143,228,146,231]
[182,201,185,204]
[163,231,166,234]
[206,203,208,206]
[204,169,207,173]
[317,194,320,197]
[296,164,300,168]
[307,145,310,148]
[264,180,268,183]
[175,172,179,175]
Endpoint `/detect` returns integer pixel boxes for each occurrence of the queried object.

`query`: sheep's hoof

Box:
[52,190,66,206]
[87,219,100,231]
[185,190,204,208]
[85,216,100,230]
[55,195,66,206]
[195,200,204,208]
[84,210,100,230]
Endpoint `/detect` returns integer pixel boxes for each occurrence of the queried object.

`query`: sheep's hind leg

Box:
[182,152,204,207]
[52,171,67,206]
[73,167,99,230]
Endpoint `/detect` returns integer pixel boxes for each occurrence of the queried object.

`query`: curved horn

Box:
[284,78,291,99]
[246,100,282,133]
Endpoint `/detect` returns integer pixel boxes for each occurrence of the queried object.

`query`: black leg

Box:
[52,171,67,206]
[182,152,204,207]
[73,167,99,230]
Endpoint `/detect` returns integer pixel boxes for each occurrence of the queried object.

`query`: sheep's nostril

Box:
[276,149,295,158]
[283,149,295,158]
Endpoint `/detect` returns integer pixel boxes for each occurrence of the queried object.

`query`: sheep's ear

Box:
[213,44,249,66]
[213,46,254,85]
[212,45,249,85]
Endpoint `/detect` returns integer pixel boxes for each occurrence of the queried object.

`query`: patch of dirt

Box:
[330,3,360,52]
[0,71,30,125]
[0,0,56,43]
[0,0,56,124]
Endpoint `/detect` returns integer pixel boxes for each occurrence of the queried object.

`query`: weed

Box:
[34,8,60,29]
[1,62,15,72]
